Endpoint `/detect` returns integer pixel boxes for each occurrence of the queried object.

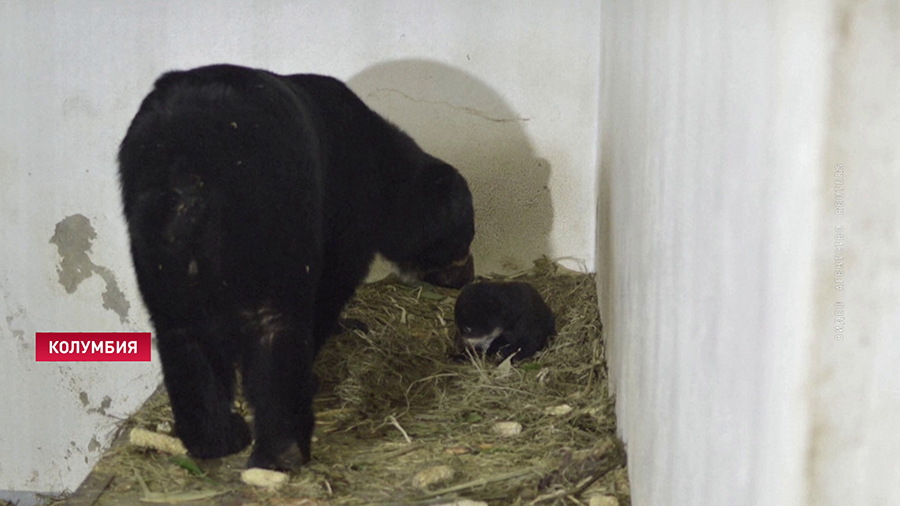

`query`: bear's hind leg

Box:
[241,305,317,470]
[156,324,251,459]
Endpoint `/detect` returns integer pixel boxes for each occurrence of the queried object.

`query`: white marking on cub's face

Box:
[462,327,503,351]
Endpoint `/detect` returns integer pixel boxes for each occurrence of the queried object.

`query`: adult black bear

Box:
[118,64,475,469]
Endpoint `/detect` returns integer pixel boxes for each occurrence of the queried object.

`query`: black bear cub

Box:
[118,64,475,470]
[454,281,556,361]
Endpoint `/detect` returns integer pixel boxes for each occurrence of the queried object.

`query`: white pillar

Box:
[598,0,900,504]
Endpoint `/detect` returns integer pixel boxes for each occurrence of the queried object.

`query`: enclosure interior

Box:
[0,0,602,498]
[3,1,900,505]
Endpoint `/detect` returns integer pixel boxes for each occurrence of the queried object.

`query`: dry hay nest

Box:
[100,258,629,506]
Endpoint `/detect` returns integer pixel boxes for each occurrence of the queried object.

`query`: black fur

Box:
[454,281,555,361]
[118,64,474,469]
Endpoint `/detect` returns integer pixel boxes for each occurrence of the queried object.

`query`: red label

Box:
[35,332,152,362]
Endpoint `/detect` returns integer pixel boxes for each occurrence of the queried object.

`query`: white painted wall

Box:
[0,0,601,494]
[598,0,900,505]
[808,1,900,504]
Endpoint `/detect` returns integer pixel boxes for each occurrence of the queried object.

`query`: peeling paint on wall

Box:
[77,390,115,416]
[87,436,101,453]
[1,275,30,353]
[64,440,85,464]
[3,318,27,350]
[49,214,130,322]
[86,395,113,416]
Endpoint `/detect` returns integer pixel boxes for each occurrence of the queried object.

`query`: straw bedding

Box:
[86,258,629,506]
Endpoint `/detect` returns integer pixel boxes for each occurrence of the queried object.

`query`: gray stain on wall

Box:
[95,395,112,416]
[49,214,130,323]
[82,394,113,416]
[5,315,27,351]
[3,274,31,352]
[87,436,101,453]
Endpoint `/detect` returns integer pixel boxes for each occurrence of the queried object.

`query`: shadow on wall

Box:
[347,60,553,277]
